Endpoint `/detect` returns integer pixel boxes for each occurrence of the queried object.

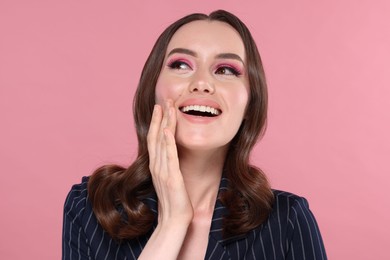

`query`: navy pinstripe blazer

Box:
[63,177,327,259]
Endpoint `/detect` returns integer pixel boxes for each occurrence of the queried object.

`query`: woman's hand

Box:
[148,100,194,224]
[139,100,193,259]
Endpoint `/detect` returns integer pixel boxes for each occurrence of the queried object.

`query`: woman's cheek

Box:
[154,79,170,105]
[155,78,185,104]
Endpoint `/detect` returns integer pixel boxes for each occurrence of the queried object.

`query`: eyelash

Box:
[167,60,192,70]
[167,59,242,77]
[215,65,242,77]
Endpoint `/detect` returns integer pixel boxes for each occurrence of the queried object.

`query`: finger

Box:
[163,128,180,177]
[155,101,171,174]
[166,104,177,137]
[147,105,162,170]
[159,99,176,177]
[159,100,171,137]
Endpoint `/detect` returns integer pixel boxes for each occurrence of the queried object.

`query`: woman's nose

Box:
[188,71,215,94]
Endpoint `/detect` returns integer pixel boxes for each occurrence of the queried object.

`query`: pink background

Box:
[1,1,389,259]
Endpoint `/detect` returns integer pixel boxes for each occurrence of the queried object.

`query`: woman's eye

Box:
[215,66,241,76]
[168,61,191,70]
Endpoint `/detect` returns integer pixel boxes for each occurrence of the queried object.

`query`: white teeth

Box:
[181,105,220,115]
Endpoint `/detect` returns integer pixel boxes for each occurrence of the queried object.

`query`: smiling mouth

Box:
[179,105,221,117]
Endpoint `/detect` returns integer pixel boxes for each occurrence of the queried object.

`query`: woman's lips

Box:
[178,99,221,113]
[179,110,220,124]
[177,98,222,123]
[179,105,221,116]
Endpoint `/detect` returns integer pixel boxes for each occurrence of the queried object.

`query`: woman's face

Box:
[155,20,249,152]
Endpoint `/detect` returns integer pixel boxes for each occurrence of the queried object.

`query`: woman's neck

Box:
[178,147,227,212]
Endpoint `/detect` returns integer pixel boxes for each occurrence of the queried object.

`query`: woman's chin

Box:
[176,137,230,155]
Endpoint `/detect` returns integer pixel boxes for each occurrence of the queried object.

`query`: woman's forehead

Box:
[166,20,246,61]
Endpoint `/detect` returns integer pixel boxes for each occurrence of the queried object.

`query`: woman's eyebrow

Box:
[167,48,197,57]
[167,48,244,64]
[215,53,244,64]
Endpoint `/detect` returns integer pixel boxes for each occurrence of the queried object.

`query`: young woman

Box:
[63,10,327,260]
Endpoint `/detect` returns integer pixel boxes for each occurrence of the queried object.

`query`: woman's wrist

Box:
[138,220,190,260]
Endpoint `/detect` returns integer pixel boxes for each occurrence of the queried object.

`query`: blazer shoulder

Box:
[271,189,312,221]
[272,189,309,207]
[271,191,327,259]
[63,176,90,219]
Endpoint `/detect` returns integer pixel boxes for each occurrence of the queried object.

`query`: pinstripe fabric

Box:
[63,177,327,259]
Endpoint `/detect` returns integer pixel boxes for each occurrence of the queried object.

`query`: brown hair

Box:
[88,9,274,240]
